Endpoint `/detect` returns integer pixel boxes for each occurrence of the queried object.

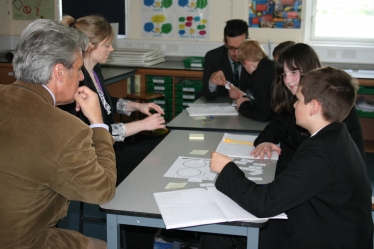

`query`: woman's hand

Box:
[141,113,165,130]
[250,142,281,159]
[210,152,232,173]
[126,102,165,115]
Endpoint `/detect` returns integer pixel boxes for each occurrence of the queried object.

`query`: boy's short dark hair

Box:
[272,41,295,60]
[224,19,249,41]
[300,66,358,123]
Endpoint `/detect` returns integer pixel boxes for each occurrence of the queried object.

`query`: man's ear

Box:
[53,64,65,82]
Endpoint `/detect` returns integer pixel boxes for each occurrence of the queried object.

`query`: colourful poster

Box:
[12,0,55,20]
[177,13,208,39]
[248,0,302,29]
[142,0,176,12]
[176,0,209,12]
[142,0,209,39]
[142,13,176,38]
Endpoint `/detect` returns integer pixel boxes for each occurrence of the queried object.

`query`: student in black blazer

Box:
[201,67,373,249]
[229,39,276,122]
[203,19,250,100]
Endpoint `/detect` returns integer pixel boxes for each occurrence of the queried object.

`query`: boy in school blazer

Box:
[201,67,373,249]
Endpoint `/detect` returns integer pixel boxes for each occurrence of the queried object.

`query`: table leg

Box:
[106,214,120,249]
[246,228,259,249]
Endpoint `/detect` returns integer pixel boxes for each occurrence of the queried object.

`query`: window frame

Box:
[303,0,374,47]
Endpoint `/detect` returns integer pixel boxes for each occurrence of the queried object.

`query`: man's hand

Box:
[74,86,103,125]
[210,152,232,173]
[209,70,226,86]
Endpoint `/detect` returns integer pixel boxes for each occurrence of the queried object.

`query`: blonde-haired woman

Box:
[61,15,165,143]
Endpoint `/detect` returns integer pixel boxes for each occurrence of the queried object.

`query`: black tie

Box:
[233,61,240,87]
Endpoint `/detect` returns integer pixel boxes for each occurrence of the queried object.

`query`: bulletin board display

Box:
[12,0,55,20]
[248,0,302,29]
[142,0,209,40]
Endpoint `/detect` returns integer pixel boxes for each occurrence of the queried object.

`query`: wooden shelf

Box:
[126,92,164,101]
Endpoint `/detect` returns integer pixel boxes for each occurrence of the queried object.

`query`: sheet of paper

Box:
[164,156,216,181]
[153,187,287,229]
[186,106,238,117]
[154,188,229,229]
[216,133,279,160]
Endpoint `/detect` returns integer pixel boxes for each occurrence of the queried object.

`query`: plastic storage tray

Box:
[357,86,374,94]
[176,79,203,92]
[182,57,205,68]
[146,83,173,91]
[146,76,173,84]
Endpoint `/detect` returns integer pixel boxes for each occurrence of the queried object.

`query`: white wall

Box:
[0,0,373,67]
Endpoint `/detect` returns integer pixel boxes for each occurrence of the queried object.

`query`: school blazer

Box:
[202,45,250,100]
[216,123,373,248]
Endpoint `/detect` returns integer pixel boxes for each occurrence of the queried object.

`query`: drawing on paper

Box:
[164,156,216,181]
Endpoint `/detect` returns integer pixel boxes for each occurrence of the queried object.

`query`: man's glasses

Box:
[226,45,239,52]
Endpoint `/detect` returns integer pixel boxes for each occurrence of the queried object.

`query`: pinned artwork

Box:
[248,0,302,29]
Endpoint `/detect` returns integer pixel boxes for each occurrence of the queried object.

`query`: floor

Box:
[58,136,374,247]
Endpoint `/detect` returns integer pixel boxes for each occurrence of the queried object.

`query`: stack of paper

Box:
[356,97,374,112]
[186,103,238,116]
[216,133,279,160]
[153,187,287,229]
[105,48,165,67]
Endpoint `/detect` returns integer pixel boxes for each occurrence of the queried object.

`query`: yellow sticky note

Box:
[190,150,209,155]
[165,182,188,189]
[189,134,204,140]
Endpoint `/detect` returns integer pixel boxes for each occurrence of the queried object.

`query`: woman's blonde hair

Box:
[61,15,114,49]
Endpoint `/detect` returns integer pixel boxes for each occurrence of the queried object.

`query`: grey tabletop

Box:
[100,130,277,217]
[166,96,269,133]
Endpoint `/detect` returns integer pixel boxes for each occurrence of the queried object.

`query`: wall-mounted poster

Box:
[142,13,176,38]
[248,0,302,29]
[142,0,209,40]
[12,0,55,20]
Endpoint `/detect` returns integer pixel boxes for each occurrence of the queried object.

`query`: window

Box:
[304,0,374,46]
[60,0,127,37]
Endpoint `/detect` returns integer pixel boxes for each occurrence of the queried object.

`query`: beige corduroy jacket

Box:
[0,81,116,249]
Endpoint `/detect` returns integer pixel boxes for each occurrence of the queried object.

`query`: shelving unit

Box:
[136,68,203,120]
[356,78,374,153]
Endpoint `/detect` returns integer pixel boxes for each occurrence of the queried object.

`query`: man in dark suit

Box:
[200,67,373,248]
[203,19,250,101]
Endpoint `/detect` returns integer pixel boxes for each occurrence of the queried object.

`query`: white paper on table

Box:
[215,133,279,160]
[186,106,238,117]
[153,187,287,229]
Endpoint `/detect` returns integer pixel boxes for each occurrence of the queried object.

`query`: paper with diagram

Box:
[164,156,217,181]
